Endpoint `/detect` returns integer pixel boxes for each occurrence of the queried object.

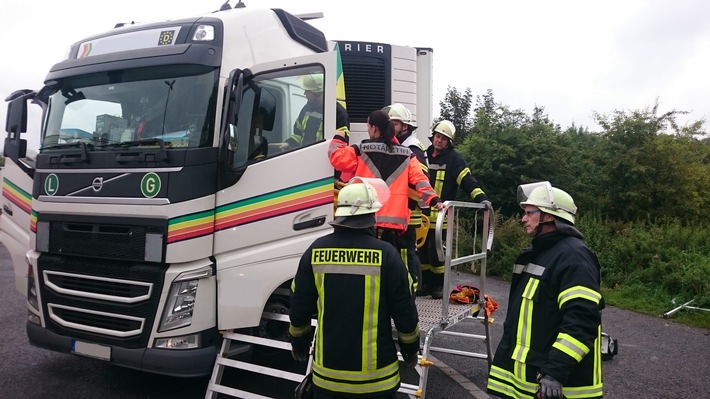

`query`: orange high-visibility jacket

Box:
[329,136,440,231]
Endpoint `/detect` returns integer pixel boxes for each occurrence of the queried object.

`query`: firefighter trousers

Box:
[377,227,421,294]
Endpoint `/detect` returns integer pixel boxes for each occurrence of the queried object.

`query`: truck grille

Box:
[48,220,165,262]
[45,271,151,299]
[49,305,143,334]
[38,254,167,349]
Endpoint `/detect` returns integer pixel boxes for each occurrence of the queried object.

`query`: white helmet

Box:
[382,103,417,128]
[517,181,577,225]
[431,120,456,141]
[300,73,324,93]
[331,177,390,228]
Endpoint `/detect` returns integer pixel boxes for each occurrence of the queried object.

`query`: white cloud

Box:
[2,0,708,151]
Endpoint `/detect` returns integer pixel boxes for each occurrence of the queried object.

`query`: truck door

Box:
[1,90,37,295]
[214,51,338,329]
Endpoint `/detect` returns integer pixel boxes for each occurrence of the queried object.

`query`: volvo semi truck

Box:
[1,5,433,377]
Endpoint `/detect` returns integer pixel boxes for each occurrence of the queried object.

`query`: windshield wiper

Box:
[41,142,94,151]
[99,137,164,149]
[40,142,90,164]
[103,138,168,163]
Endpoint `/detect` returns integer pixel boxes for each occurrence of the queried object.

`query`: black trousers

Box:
[377,227,420,293]
[400,226,422,290]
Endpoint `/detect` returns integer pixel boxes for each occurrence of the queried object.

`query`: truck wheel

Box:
[255,298,291,356]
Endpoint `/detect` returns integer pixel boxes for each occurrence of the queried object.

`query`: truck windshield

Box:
[41,65,218,150]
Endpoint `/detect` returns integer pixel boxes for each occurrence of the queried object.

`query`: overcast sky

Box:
[3,0,709,151]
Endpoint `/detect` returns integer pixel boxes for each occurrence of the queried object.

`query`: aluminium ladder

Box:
[205,201,495,398]
[205,313,317,399]
[399,200,496,398]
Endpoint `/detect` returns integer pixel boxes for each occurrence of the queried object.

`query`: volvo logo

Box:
[92,177,104,192]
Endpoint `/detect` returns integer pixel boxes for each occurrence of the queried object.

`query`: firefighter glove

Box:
[290,333,311,362]
[291,343,310,362]
[539,374,564,398]
[401,349,419,368]
[481,200,493,211]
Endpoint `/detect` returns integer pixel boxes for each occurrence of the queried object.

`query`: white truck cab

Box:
[1,6,433,377]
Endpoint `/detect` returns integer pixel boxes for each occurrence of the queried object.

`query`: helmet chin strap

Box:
[532,213,555,237]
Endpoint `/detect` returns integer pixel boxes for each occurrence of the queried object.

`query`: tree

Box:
[458,90,573,216]
[438,86,473,142]
[439,88,710,225]
[593,100,710,223]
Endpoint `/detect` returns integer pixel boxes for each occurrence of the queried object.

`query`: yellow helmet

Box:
[300,73,324,93]
[431,120,456,141]
[517,181,577,224]
[382,103,417,128]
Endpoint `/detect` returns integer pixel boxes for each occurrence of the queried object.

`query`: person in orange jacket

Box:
[329,109,444,292]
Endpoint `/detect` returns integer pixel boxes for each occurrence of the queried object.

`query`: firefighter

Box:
[329,110,444,294]
[382,103,428,292]
[418,120,491,299]
[289,178,420,398]
[487,181,604,399]
[279,73,350,150]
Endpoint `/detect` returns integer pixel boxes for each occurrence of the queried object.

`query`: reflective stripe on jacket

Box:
[329,137,439,232]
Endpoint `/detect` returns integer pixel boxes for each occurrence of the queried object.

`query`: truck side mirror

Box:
[4,89,35,159]
[5,90,32,136]
[3,136,27,160]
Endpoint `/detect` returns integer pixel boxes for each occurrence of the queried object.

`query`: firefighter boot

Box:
[417,271,432,296]
[430,273,444,299]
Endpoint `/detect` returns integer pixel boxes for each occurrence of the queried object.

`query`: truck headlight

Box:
[27,263,39,311]
[158,280,198,332]
[192,25,214,41]
[158,266,213,332]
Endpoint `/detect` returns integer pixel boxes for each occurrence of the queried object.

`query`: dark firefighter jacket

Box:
[329,137,440,232]
[286,102,350,148]
[426,145,488,228]
[289,227,420,396]
[400,130,429,227]
[487,230,604,399]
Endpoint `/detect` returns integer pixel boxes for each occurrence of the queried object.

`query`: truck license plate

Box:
[71,339,111,361]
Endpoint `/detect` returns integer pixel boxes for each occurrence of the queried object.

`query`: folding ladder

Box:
[204,313,316,399]
[400,201,496,398]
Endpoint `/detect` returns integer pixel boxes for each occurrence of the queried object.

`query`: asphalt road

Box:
[1,243,709,399]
